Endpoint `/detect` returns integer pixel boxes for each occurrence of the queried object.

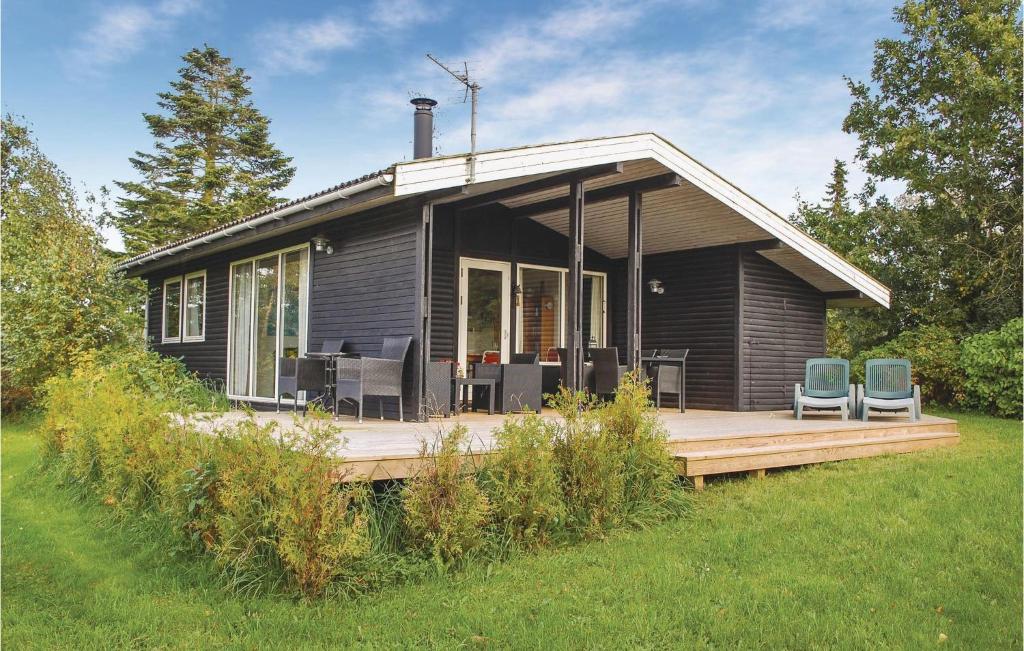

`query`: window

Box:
[516,265,606,360]
[183,271,206,341]
[518,266,564,362]
[228,245,309,399]
[162,278,182,342]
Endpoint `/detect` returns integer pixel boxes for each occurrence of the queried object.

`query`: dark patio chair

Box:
[425,360,454,417]
[794,358,854,420]
[590,347,626,397]
[276,357,326,414]
[335,336,412,423]
[556,347,594,392]
[474,352,543,414]
[652,349,687,413]
[857,358,921,421]
[319,338,345,354]
[640,348,658,382]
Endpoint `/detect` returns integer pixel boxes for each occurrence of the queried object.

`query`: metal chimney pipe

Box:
[410,97,437,159]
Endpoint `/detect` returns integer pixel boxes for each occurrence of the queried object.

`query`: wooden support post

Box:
[749,468,766,480]
[566,179,585,391]
[418,202,433,421]
[626,190,643,371]
[692,475,705,491]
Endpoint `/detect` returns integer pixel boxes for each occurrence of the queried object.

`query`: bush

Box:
[402,426,490,568]
[481,414,565,550]
[598,371,682,524]
[547,388,626,537]
[40,349,386,598]
[852,324,965,405]
[210,416,373,598]
[961,318,1023,419]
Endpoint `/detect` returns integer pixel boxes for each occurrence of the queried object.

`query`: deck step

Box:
[667,420,958,454]
[677,431,959,478]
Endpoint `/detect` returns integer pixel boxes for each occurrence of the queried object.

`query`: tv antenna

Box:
[427,53,481,182]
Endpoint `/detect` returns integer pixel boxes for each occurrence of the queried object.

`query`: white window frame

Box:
[514,263,608,362]
[162,277,183,343]
[182,270,207,343]
[226,243,310,403]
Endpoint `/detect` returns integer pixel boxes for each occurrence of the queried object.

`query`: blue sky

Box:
[3,0,902,251]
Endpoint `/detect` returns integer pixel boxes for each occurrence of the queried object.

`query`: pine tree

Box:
[114,46,296,255]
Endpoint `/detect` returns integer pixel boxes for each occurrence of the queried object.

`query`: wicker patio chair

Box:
[276,357,327,414]
[335,336,412,422]
[857,358,921,421]
[474,352,543,414]
[590,347,626,397]
[794,358,855,420]
[652,349,688,413]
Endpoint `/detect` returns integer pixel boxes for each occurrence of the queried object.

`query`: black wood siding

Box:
[428,206,615,362]
[145,199,423,418]
[739,251,826,411]
[612,246,739,410]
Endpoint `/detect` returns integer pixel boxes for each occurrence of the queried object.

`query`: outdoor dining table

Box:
[641,351,688,413]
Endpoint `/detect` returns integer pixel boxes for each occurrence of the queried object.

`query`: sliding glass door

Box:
[228,245,309,399]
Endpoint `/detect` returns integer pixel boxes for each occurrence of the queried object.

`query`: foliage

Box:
[851,324,966,405]
[597,371,682,523]
[1,116,141,411]
[402,426,491,568]
[481,414,566,550]
[547,387,626,537]
[8,411,1020,647]
[112,46,295,255]
[795,1,1022,349]
[961,318,1023,418]
[210,417,372,598]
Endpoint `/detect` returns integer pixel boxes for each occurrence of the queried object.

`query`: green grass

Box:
[3,411,1021,649]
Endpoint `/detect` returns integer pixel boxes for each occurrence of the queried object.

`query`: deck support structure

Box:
[626,190,643,371]
[565,179,585,391]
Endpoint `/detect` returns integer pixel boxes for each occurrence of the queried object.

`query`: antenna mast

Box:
[426,53,481,183]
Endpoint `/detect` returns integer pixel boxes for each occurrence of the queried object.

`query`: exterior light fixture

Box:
[648,278,665,294]
[311,235,333,255]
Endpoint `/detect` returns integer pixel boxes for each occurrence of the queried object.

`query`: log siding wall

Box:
[146,199,423,418]
[739,250,826,411]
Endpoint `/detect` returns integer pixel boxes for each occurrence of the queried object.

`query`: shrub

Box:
[961,318,1023,419]
[852,324,965,405]
[598,371,682,523]
[211,416,372,598]
[547,387,625,537]
[481,414,565,550]
[402,426,490,568]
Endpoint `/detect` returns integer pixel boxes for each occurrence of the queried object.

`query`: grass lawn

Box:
[3,411,1021,649]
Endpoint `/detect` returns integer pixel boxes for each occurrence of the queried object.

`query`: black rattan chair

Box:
[474,352,543,414]
[277,357,327,413]
[653,348,688,413]
[319,339,345,354]
[335,336,412,422]
[590,347,626,397]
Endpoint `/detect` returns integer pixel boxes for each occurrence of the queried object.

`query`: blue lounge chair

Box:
[857,358,921,421]
[794,358,855,420]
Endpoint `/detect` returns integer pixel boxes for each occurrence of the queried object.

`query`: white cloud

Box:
[254,17,361,75]
[347,0,892,215]
[253,0,438,77]
[369,0,436,31]
[64,0,201,75]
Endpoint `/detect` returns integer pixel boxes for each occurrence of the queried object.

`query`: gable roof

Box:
[116,132,889,308]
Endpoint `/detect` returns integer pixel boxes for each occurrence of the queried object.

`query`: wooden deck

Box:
[202,408,960,488]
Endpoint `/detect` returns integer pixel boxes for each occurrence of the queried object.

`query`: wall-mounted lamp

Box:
[311,235,333,255]
[512,284,522,307]
[648,278,665,294]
